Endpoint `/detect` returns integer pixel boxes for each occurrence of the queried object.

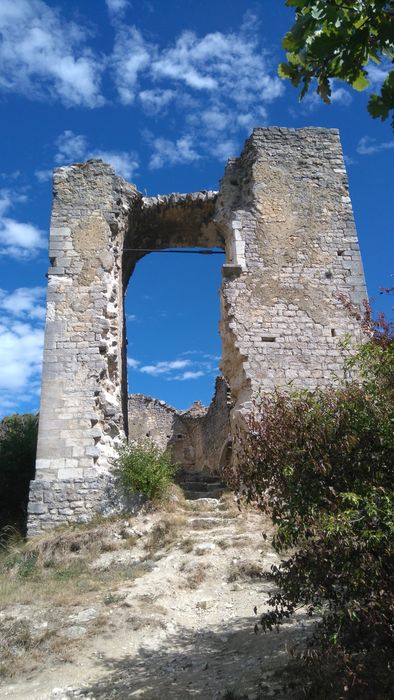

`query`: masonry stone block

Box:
[27,128,367,536]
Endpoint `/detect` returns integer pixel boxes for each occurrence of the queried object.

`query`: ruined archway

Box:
[121,191,225,435]
[27,128,367,535]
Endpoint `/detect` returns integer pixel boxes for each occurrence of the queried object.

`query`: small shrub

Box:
[115,439,178,500]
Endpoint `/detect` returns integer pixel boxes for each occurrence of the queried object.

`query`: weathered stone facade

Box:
[127,376,232,473]
[28,127,366,535]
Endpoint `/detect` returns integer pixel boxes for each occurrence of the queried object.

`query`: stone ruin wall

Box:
[127,376,232,474]
[27,127,367,536]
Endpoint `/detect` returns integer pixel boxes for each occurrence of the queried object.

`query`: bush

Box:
[115,440,178,501]
[0,414,38,537]
[226,336,394,698]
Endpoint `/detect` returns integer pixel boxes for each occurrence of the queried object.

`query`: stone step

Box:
[189,517,235,529]
[184,488,224,500]
[181,480,223,492]
[177,471,224,484]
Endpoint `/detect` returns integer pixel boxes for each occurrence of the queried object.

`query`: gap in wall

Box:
[124,250,223,411]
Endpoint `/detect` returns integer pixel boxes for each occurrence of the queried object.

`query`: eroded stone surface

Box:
[127,376,232,473]
[28,128,366,535]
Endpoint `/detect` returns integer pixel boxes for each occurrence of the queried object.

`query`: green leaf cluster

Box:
[0,414,38,537]
[280,1,394,128]
[114,439,178,501]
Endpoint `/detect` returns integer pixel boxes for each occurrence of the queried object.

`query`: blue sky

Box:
[0,0,392,418]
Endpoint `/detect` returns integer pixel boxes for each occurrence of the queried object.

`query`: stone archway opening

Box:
[123,248,224,408]
[121,195,233,475]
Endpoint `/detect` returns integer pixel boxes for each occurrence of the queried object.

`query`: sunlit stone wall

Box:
[27,128,366,535]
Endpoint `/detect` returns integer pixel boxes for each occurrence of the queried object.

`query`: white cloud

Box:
[148,135,201,169]
[0,0,104,108]
[344,155,357,166]
[0,287,46,320]
[210,138,239,162]
[297,81,352,113]
[111,16,284,165]
[55,130,87,163]
[127,357,140,369]
[106,0,129,16]
[90,150,139,180]
[0,189,47,259]
[367,60,392,88]
[0,320,43,414]
[0,285,46,417]
[147,26,283,105]
[172,370,204,381]
[53,130,139,180]
[139,89,176,115]
[357,136,394,156]
[35,169,52,183]
[111,27,152,105]
[140,359,191,376]
[330,87,352,106]
[129,352,219,382]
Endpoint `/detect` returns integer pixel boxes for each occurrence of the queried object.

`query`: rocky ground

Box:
[0,489,314,699]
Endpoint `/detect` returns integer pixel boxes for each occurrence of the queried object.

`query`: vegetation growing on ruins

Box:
[115,439,178,501]
[226,309,394,698]
[0,414,38,537]
[280,0,394,128]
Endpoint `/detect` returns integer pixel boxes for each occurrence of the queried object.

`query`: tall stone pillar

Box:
[217,128,366,414]
[28,161,138,535]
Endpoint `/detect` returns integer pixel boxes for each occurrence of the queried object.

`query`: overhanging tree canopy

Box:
[279,0,394,128]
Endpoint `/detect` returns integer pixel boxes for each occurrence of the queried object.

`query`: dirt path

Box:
[1,495,312,699]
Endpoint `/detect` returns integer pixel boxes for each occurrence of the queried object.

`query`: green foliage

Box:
[115,439,178,501]
[227,336,394,697]
[280,0,394,129]
[0,414,38,537]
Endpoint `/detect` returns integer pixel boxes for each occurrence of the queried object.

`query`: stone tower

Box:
[27,127,366,535]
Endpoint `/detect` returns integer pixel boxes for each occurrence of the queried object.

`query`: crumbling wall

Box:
[180,377,232,473]
[127,376,232,474]
[28,127,367,535]
[127,395,195,468]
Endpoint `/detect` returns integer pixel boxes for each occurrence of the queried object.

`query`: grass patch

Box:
[0,615,74,679]
[156,483,186,512]
[179,562,208,589]
[179,537,195,553]
[0,517,148,606]
[227,560,265,582]
[145,515,186,553]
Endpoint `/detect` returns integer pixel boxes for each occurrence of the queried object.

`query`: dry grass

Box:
[0,517,150,607]
[156,483,187,512]
[144,514,186,553]
[179,562,208,589]
[127,614,166,631]
[0,616,76,679]
[22,521,126,566]
[227,560,265,582]
[179,537,195,553]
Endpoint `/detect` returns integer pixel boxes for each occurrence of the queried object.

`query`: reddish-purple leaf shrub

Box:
[225,334,394,698]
